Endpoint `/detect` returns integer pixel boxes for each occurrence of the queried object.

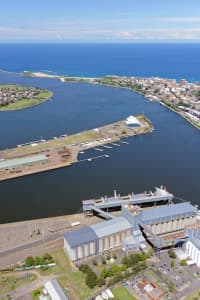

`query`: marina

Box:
[79,155,109,163]
[0,115,153,182]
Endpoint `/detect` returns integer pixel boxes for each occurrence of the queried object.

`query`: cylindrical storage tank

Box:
[77,246,83,259]
[152,224,157,234]
[156,223,161,235]
[167,221,172,232]
[70,248,77,261]
[110,235,115,249]
[104,237,109,250]
[99,239,104,253]
[172,220,178,231]
[121,231,126,241]
[90,242,96,255]
[84,243,89,257]
[177,219,182,230]
[116,233,120,246]
[180,218,185,229]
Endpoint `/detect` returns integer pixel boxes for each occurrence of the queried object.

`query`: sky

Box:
[0,0,200,43]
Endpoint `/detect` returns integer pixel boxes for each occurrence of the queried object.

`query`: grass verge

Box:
[112,286,136,300]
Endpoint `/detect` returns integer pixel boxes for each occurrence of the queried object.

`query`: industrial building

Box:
[82,186,174,214]
[181,227,200,267]
[0,154,48,170]
[64,189,198,262]
[139,202,197,248]
[44,279,69,300]
[64,217,132,261]
[125,115,141,127]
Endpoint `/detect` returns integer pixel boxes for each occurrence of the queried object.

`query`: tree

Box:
[42,253,53,263]
[180,259,187,266]
[168,249,176,259]
[113,253,117,259]
[32,289,40,297]
[100,268,108,279]
[79,264,91,274]
[169,281,175,293]
[85,271,97,288]
[92,259,98,266]
[101,257,106,265]
[97,277,105,287]
[25,256,34,267]
[34,256,41,266]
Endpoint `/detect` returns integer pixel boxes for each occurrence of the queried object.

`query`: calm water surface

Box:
[0,71,200,223]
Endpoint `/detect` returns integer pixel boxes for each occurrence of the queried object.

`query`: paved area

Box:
[0,213,101,259]
[151,251,200,299]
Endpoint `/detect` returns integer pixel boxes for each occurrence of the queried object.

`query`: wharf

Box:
[0,114,153,181]
[82,187,174,213]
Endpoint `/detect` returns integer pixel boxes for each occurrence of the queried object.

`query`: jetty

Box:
[82,186,174,215]
[0,115,153,181]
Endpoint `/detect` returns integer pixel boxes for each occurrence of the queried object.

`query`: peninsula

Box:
[0,115,152,181]
[0,84,53,111]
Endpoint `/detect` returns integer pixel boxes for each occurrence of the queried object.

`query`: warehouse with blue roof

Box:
[64,217,132,261]
[64,202,198,262]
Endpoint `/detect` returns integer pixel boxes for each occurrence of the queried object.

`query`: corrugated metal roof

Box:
[44,279,68,300]
[190,238,200,251]
[91,217,132,238]
[64,226,97,248]
[140,202,197,224]
[0,154,47,169]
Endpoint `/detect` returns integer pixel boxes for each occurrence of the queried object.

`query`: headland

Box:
[0,84,53,111]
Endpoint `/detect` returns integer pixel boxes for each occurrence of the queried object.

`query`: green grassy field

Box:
[49,249,98,300]
[112,286,136,300]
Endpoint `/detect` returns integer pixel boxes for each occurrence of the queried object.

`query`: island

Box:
[0,84,53,111]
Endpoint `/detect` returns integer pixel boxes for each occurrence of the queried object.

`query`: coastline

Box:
[20,71,200,131]
[1,69,199,130]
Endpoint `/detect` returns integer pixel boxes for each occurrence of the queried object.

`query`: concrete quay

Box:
[0,114,153,181]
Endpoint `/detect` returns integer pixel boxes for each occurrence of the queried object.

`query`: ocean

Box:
[1,43,200,81]
[0,43,200,223]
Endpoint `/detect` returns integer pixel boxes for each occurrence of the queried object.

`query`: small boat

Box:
[88,158,92,162]
[102,145,112,149]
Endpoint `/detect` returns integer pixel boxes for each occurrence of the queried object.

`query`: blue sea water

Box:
[1,43,200,223]
[0,43,200,81]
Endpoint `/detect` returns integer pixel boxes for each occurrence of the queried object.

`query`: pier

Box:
[0,114,153,181]
[79,154,109,163]
[82,186,174,213]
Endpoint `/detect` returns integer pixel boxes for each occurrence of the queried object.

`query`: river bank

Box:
[23,71,200,132]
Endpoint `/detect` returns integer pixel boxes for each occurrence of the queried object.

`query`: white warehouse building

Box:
[183,228,200,267]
